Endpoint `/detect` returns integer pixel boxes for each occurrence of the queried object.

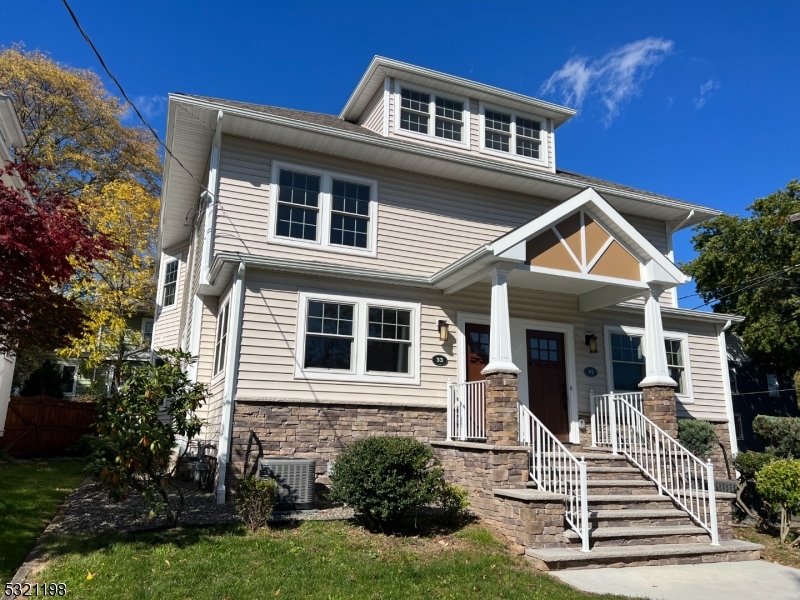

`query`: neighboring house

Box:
[726,332,799,452]
[53,310,154,397]
[153,58,758,566]
[0,93,26,436]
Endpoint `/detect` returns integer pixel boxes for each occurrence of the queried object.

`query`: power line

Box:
[60,0,207,194]
[687,263,800,310]
[679,263,800,302]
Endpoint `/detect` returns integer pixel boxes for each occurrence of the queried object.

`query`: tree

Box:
[91,350,207,527]
[683,180,800,372]
[0,162,108,354]
[0,46,160,195]
[58,180,159,385]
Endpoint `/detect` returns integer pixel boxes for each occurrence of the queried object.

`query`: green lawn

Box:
[0,459,86,583]
[31,520,635,600]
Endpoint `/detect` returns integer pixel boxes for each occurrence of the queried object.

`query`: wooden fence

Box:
[0,395,96,457]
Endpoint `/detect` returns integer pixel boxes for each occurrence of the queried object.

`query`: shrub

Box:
[756,459,800,543]
[752,415,800,458]
[733,451,777,482]
[678,419,717,460]
[236,476,279,534]
[0,448,11,462]
[328,436,444,531]
[436,482,470,524]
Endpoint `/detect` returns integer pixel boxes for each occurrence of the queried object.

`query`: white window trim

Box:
[393,80,471,150]
[603,325,694,404]
[478,101,550,168]
[158,253,181,313]
[212,299,230,382]
[267,160,379,257]
[141,317,154,347]
[294,291,421,384]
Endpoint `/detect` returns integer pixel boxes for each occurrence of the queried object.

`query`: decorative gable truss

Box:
[432,187,688,313]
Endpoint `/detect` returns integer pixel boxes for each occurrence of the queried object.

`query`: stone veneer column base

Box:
[641,385,678,439]
[484,372,519,445]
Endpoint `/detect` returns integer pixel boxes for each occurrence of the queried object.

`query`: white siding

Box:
[231,272,728,421]
[152,241,190,350]
[357,88,384,134]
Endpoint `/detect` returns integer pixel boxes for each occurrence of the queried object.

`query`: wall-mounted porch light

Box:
[585,334,598,354]
[438,320,450,342]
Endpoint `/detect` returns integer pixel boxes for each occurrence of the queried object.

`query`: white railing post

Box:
[590,391,597,448]
[446,379,453,440]
[707,459,720,545]
[459,383,467,441]
[579,457,590,553]
[608,391,618,455]
[655,426,663,495]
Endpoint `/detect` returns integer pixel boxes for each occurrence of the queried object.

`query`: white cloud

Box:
[694,79,721,109]
[124,95,167,122]
[540,38,674,126]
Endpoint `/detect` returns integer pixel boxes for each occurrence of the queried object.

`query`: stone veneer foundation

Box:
[484,372,519,445]
[642,385,679,438]
[225,399,446,495]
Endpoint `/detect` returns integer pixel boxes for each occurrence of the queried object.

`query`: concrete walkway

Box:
[552,560,800,600]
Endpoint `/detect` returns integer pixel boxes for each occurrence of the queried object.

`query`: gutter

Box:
[611,301,745,324]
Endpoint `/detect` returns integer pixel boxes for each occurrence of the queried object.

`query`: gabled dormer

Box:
[340,57,575,173]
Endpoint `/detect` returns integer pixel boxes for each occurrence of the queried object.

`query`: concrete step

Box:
[586,480,660,495]
[525,540,763,571]
[586,466,640,473]
[586,494,678,511]
[564,525,711,547]
[589,508,694,528]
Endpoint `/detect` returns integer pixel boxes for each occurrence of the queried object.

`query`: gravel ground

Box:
[52,478,355,536]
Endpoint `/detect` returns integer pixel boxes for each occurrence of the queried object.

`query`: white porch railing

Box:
[519,403,590,552]
[446,380,487,441]
[590,391,643,448]
[590,391,719,545]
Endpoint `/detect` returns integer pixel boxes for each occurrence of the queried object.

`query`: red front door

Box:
[465,323,491,382]
[526,329,570,441]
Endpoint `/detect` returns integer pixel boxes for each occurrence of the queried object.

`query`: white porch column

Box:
[639,285,677,388]
[481,265,520,376]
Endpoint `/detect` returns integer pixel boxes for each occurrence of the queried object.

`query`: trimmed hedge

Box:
[733,451,777,482]
[753,415,800,458]
[328,436,467,530]
[677,419,717,460]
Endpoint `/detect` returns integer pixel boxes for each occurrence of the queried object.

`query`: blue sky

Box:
[6,1,799,306]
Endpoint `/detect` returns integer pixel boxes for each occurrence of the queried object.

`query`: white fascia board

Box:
[339,57,577,127]
[492,187,686,286]
[610,302,745,324]
[155,100,179,265]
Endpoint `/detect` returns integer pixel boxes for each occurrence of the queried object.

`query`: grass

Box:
[30,520,636,600]
[735,524,800,569]
[0,459,86,583]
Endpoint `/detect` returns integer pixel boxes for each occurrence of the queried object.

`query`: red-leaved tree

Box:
[0,161,109,354]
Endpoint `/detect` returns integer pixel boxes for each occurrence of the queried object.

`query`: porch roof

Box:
[431,188,688,311]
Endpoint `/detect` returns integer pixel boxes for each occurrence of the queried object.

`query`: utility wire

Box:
[688,263,800,310]
[680,263,800,301]
[61,0,208,194]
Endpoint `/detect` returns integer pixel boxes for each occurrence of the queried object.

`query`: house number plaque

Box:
[431,355,449,366]
[583,366,598,377]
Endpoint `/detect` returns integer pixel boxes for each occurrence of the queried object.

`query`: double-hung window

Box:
[213,301,230,377]
[296,293,419,383]
[480,103,548,166]
[269,162,377,256]
[395,82,469,148]
[606,328,691,398]
[162,259,179,308]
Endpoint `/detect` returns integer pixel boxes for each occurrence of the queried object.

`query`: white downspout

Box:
[216,262,246,504]
[717,320,739,456]
[200,110,224,285]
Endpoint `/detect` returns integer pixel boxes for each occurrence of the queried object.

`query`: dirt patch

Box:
[734,525,800,569]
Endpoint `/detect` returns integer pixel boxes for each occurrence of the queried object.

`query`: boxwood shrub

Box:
[753,415,800,458]
[677,419,717,460]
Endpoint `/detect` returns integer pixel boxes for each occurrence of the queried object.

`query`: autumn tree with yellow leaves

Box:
[0,46,162,386]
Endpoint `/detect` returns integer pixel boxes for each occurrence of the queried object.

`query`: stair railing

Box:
[518,403,590,552]
[608,393,720,545]
[590,391,642,448]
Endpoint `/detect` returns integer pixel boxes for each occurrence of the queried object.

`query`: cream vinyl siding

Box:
[181,209,206,348]
[215,138,678,307]
[232,272,728,421]
[196,295,218,384]
[152,241,190,349]
[199,378,225,445]
[387,78,395,132]
[358,88,384,134]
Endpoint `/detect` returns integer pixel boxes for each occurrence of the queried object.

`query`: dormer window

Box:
[394,81,470,149]
[480,102,549,166]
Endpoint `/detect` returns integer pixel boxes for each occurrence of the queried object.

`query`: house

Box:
[0,93,26,436]
[726,332,799,452]
[153,57,761,567]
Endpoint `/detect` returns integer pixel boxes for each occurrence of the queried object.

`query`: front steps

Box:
[517,446,763,569]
